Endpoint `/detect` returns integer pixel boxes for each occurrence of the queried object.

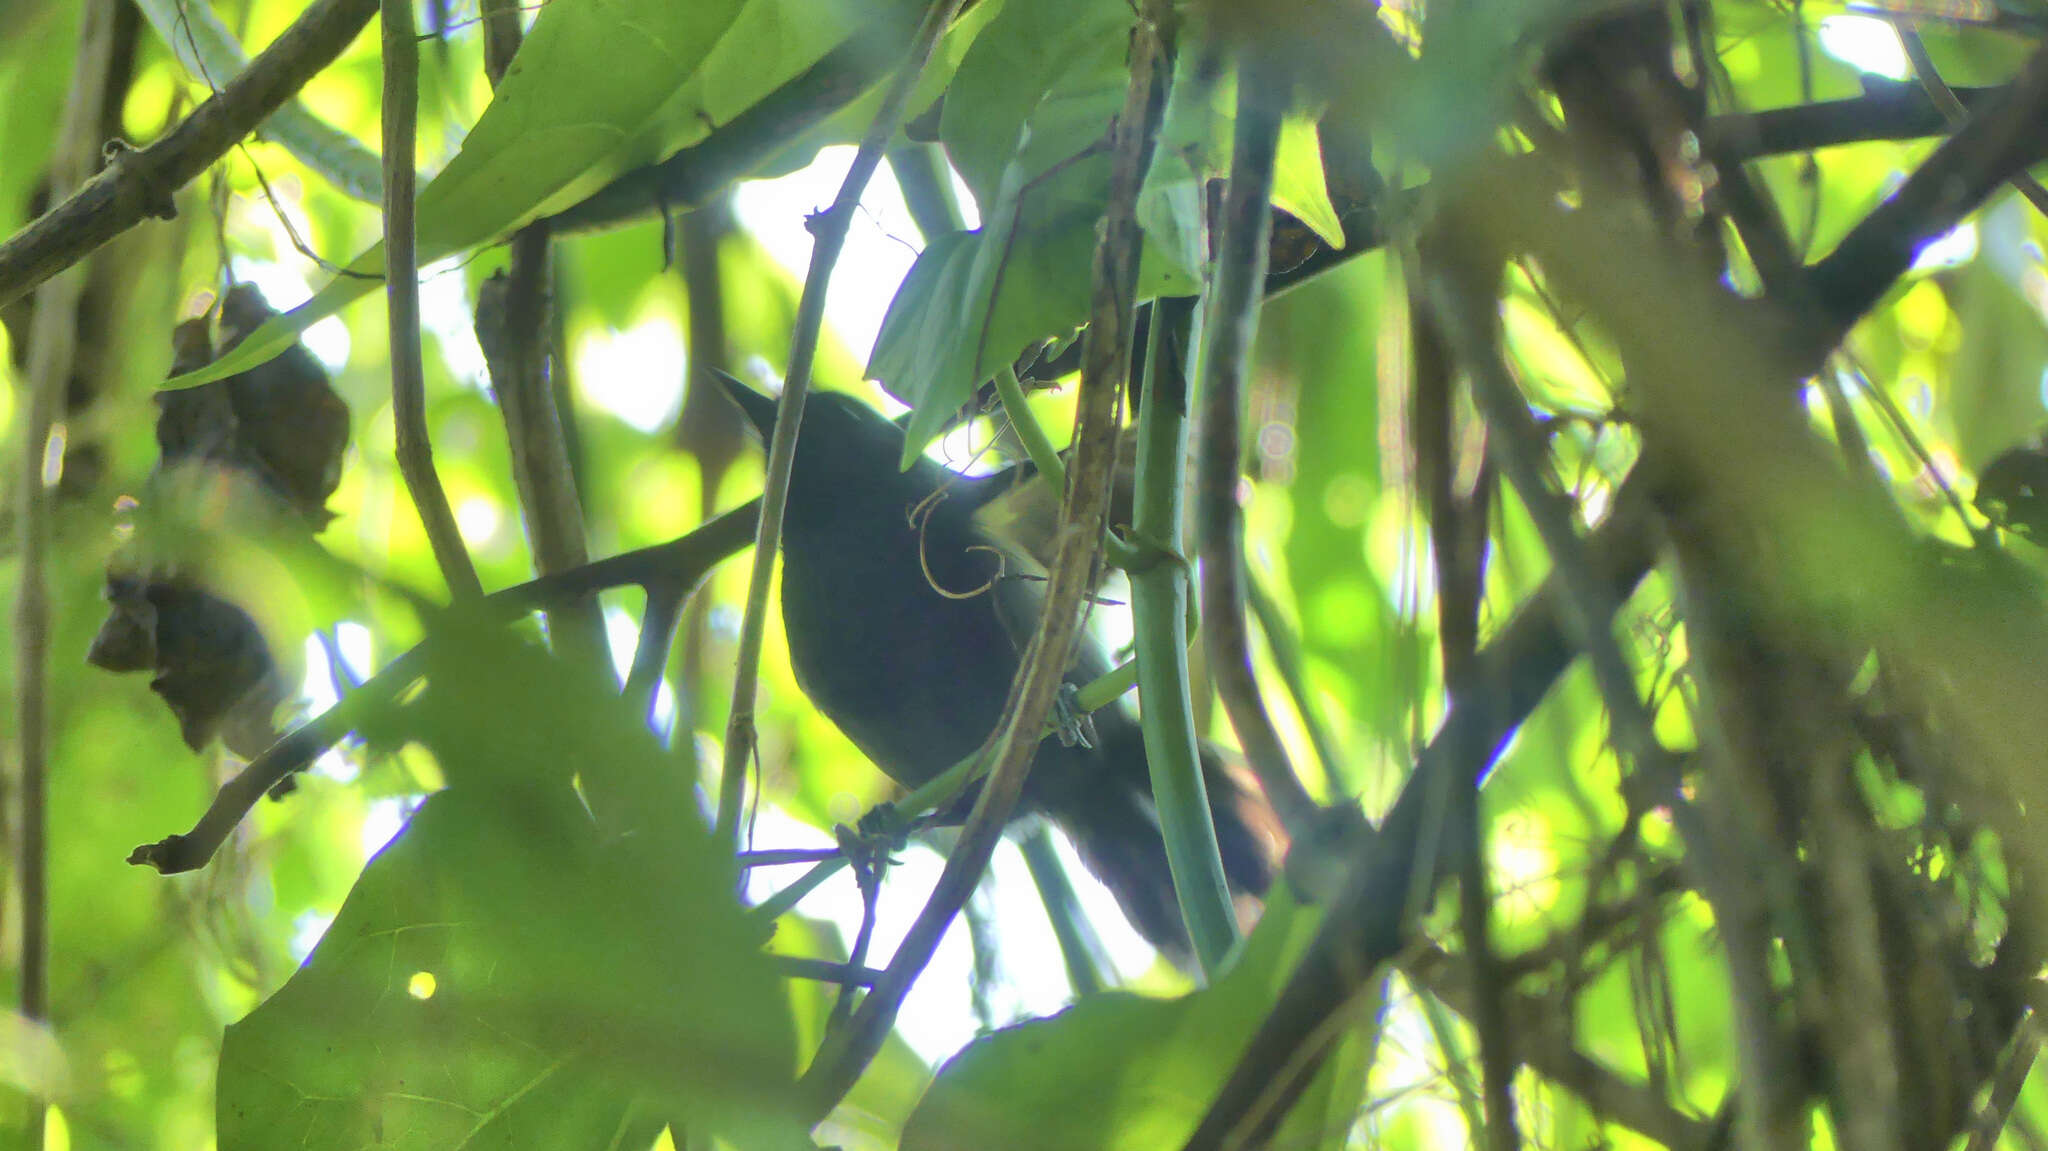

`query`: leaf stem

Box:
[993,364,1066,489]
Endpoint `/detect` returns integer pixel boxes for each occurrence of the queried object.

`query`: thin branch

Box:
[796,0,1166,1118]
[1893,23,2048,217]
[1965,1012,2041,1151]
[1703,80,1998,161]
[1182,480,1661,1150]
[472,0,607,670]
[623,583,684,722]
[0,0,379,309]
[479,0,521,82]
[1244,571,1346,796]
[1807,43,2048,353]
[1017,826,1105,997]
[382,0,479,600]
[774,956,886,988]
[1403,945,1715,1151]
[476,226,608,663]
[129,503,759,874]
[888,141,967,239]
[737,847,842,869]
[14,3,124,1144]
[1196,49,1320,839]
[715,0,967,849]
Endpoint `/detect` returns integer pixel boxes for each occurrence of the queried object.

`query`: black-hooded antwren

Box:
[718,373,1279,951]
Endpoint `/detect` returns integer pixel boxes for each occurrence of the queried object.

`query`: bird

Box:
[715,373,1280,953]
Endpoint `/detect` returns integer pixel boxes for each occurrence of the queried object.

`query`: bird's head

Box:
[712,371,927,527]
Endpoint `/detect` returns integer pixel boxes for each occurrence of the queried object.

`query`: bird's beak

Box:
[711,369,778,437]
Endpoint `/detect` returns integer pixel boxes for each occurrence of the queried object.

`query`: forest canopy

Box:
[8,0,2048,1148]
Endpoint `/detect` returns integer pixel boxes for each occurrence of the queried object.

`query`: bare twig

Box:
[774,956,886,988]
[715,0,967,849]
[471,1,606,669]
[1403,944,1714,1151]
[1965,1012,2042,1151]
[1807,43,2048,351]
[1018,826,1104,996]
[1243,571,1345,795]
[1195,49,1320,839]
[382,0,479,600]
[623,583,684,722]
[0,0,379,309]
[795,0,1165,1118]
[129,503,759,874]
[476,225,608,664]
[673,197,742,734]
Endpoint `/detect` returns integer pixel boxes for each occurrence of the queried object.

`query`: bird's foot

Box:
[1052,682,1099,750]
[836,814,909,891]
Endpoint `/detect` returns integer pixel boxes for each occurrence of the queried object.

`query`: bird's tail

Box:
[1049,725,1286,956]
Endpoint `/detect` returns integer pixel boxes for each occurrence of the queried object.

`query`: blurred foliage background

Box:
[7,0,2048,1147]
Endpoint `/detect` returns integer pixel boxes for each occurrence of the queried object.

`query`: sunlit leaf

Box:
[219,633,803,1150]
[901,892,1327,1150]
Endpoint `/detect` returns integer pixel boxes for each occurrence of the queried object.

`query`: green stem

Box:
[888,141,967,238]
[1130,295,1239,975]
[1019,827,1105,996]
[993,364,1067,489]
[749,647,1142,923]
[1245,570,1348,796]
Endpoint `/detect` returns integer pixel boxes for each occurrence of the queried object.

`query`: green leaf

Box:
[870,157,1198,467]
[751,0,1009,183]
[168,0,762,390]
[135,0,384,203]
[1272,117,1344,249]
[939,0,1129,202]
[1946,208,2048,471]
[900,890,1327,1150]
[219,633,803,1150]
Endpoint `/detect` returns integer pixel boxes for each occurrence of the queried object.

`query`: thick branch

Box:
[1807,45,2048,351]
[0,0,378,309]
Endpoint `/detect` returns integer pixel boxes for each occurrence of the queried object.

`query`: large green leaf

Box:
[870,157,1198,467]
[938,0,1129,202]
[900,892,1342,1149]
[167,0,815,390]
[135,0,384,203]
[218,632,803,1150]
[872,0,1200,464]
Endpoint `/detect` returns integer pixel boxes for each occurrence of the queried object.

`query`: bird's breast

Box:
[778,522,1021,787]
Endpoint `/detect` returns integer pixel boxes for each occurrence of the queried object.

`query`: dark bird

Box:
[717,374,1279,952]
